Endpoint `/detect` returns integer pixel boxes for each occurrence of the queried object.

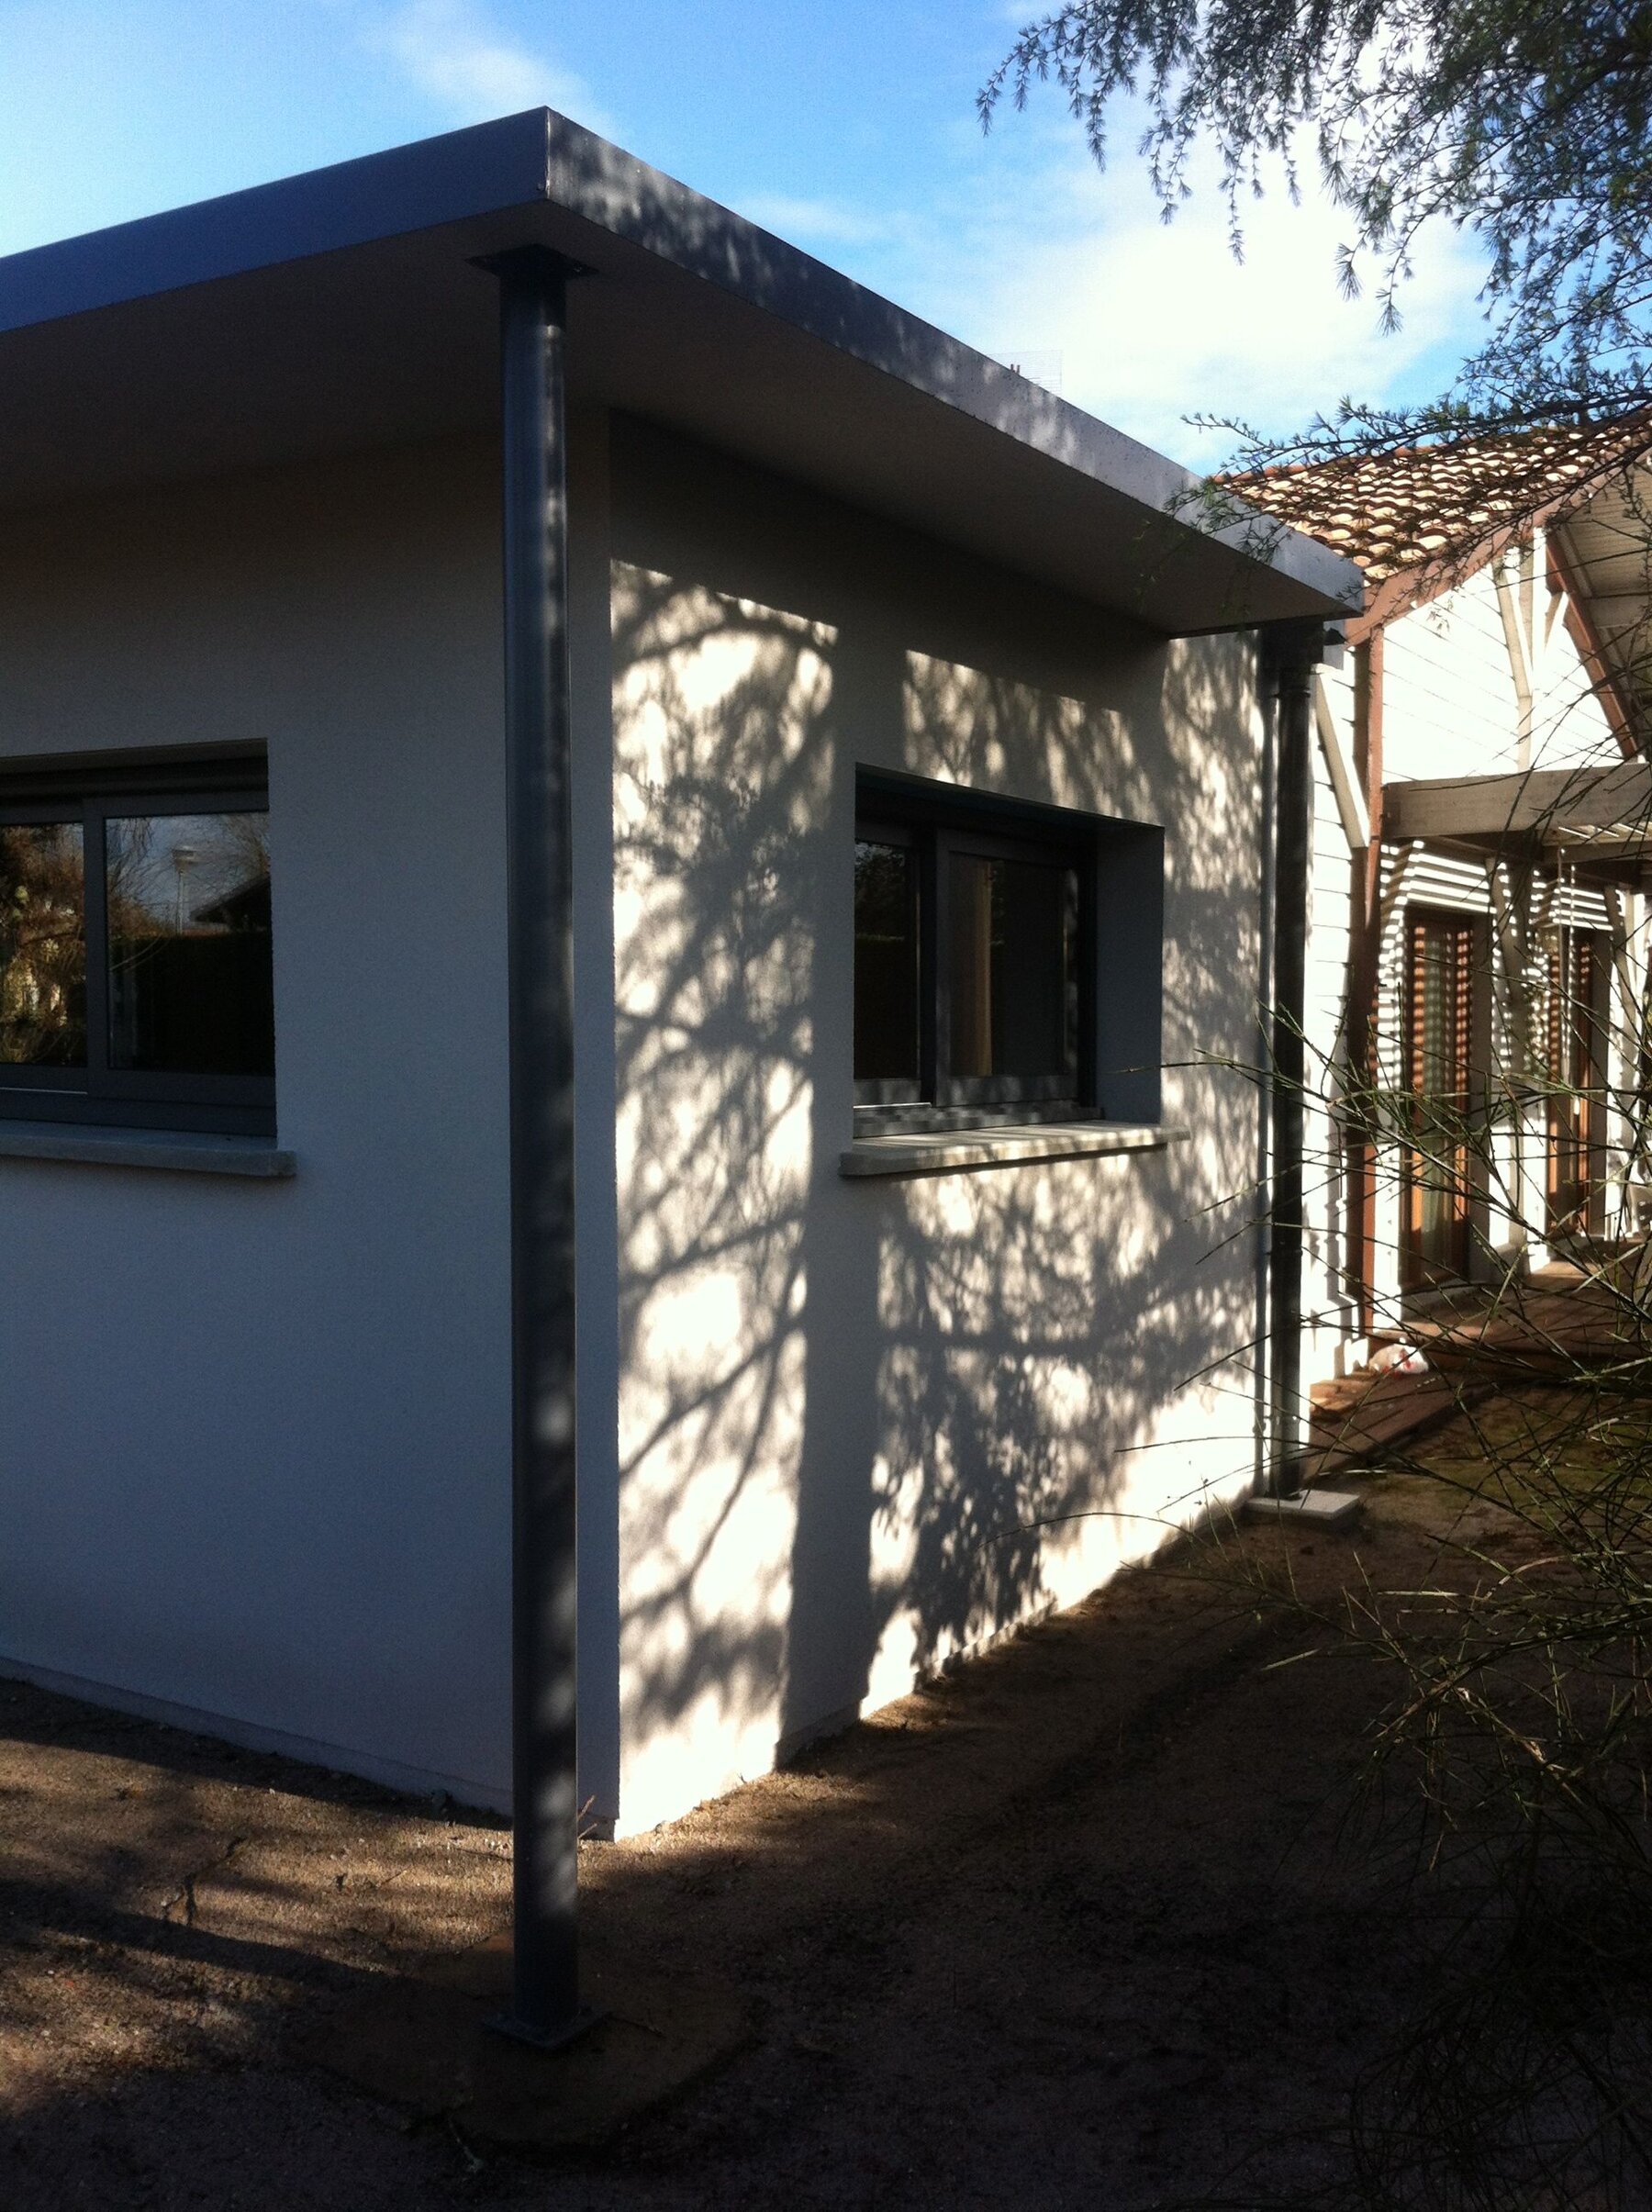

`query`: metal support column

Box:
[1266,633,1320,1496]
[481,242,587,2047]
[1253,637,1279,1491]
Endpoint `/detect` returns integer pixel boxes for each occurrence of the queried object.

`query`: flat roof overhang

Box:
[1383,761,1652,884]
[0,108,1362,640]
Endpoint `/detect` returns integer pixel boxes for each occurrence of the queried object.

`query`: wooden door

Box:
[1546,927,1608,1241]
[1402,907,1477,1289]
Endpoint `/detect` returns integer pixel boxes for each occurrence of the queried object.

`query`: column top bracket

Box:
[472,243,596,285]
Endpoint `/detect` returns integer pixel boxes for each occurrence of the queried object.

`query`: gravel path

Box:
[0,1471,1490,2210]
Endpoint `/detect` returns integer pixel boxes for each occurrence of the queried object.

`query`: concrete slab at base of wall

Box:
[0,1657,509,1815]
[1244,1490,1363,1529]
[309,1934,751,2149]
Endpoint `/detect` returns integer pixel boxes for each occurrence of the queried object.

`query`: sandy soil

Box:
[0,1457,1521,2212]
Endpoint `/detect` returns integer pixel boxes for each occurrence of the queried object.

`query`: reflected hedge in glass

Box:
[0,821,86,1066]
[854,839,919,1081]
[947,852,1078,1084]
[106,812,273,1077]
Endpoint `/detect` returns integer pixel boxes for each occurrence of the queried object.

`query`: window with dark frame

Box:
[0,753,274,1137]
[854,775,1093,1128]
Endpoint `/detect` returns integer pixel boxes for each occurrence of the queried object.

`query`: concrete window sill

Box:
[839,1122,1189,1180]
[0,1122,296,1179]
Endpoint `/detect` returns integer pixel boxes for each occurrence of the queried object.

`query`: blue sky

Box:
[0,0,1489,466]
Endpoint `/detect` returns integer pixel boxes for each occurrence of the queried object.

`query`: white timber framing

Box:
[1486,859,1536,1071]
[1313,669,1369,856]
[1494,535,1537,767]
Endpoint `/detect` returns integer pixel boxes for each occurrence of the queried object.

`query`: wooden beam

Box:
[1381,760,1652,844]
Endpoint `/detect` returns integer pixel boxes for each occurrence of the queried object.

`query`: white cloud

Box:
[368,0,612,134]
[909,140,1490,470]
[351,16,1487,473]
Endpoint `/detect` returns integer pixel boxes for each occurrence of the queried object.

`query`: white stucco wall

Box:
[0,414,1282,1838]
[0,438,525,1805]
[605,423,1270,1834]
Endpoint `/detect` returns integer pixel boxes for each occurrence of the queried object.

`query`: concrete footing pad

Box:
[1245,1488,1363,1528]
[307,1935,751,2151]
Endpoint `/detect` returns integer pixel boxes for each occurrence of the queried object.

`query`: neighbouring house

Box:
[1237,426,1652,1381]
[0,109,1358,1853]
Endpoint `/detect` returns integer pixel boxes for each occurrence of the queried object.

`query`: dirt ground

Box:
[0,1447,1526,2212]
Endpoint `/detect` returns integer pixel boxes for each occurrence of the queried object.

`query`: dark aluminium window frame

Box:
[0,746,274,1138]
[854,768,1165,1137]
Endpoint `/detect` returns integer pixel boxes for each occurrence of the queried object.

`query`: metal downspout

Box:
[1265,629,1323,1496]
[482,243,588,2046]
[1254,645,1278,1491]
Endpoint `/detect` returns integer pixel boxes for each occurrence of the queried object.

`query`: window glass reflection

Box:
[0,821,86,1067]
[106,812,273,1076]
[854,839,919,1081]
[948,852,1078,1085]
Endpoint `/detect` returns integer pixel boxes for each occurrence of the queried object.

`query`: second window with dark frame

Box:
[854,774,1095,1128]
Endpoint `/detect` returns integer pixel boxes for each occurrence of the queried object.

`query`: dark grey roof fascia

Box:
[0,107,1362,625]
[536,120,1358,615]
[0,110,553,335]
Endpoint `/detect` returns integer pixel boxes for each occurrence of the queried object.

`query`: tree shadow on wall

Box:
[608,556,1267,1811]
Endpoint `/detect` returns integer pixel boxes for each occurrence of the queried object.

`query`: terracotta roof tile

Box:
[1226,419,1652,583]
